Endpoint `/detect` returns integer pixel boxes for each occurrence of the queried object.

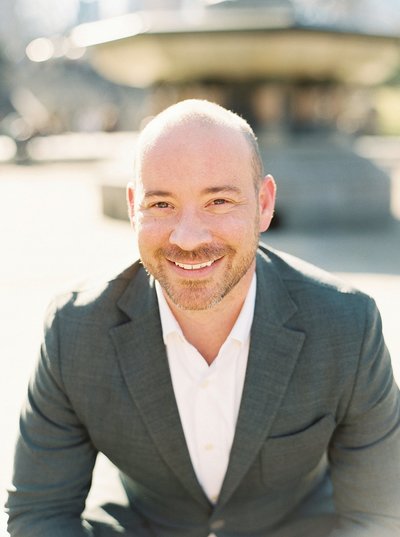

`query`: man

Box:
[6,99,400,536]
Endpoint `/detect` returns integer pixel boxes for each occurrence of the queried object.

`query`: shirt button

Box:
[201,379,210,388]
[204,443,214,451]
[210,519,225,530]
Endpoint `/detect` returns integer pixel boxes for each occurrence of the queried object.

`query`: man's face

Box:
[129,122,275,311]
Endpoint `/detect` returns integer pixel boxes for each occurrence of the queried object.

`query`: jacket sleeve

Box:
[328,297,400,536]
[5,301,97,537]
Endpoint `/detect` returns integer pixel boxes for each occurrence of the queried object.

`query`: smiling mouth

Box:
[174,260,216,270]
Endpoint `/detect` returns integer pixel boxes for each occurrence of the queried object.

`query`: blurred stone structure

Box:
[27,0,400,226]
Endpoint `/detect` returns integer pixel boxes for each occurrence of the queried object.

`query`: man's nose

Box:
[169,210,212,251]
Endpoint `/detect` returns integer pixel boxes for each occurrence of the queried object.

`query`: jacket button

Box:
[210,519,225,530]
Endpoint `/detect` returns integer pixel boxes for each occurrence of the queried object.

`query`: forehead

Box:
[144,121,250,165]
[137,121,253,186]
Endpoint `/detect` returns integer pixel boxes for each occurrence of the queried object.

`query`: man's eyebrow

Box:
[143,190,173,199]
[143,186,242,198]
[202,185,242,195]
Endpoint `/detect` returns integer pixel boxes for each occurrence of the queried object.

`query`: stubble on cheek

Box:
[137,211,261,310]
[143,245,256,311]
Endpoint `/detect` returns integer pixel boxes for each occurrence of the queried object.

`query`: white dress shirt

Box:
[155,274,256,511]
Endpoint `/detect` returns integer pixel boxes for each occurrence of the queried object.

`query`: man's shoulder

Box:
[46,261,146,327]
[257,243,378,340]
[258,242,371,305]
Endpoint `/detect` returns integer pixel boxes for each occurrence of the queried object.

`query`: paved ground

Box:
[1,159,400,529]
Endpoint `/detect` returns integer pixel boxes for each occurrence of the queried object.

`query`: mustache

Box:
[157,245,233,262]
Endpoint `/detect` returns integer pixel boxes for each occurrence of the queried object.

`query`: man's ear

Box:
[126,182,135,226]
[258,174,276,232]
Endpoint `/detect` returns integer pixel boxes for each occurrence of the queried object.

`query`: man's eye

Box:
[152,201,171,209]
[211,199,228,205]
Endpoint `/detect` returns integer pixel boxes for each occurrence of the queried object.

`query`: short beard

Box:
[141,239,258,311]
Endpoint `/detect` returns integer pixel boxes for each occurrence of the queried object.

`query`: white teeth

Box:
[174,260,214,270]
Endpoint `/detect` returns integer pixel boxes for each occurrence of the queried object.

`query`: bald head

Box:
[134,99,264,190]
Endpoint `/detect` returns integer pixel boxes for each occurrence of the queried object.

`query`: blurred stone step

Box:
[101,136,394,228]
[261,138,393,228]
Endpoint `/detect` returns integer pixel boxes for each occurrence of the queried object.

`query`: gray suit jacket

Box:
[6,244,400,537]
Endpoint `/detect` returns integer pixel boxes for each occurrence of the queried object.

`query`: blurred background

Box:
[1,0,400,528]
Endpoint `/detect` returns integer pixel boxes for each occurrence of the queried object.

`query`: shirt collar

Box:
[229,272,256,344]
[155,280,184,344]
[155,272,257,346]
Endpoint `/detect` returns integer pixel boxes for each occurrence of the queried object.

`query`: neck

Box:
[164,267,255,365]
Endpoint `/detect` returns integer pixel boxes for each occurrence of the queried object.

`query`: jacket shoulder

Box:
[46,262,143,328]
[257,242,377,331]
[259,242,364,298]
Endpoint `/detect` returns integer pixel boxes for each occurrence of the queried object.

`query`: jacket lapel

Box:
[218,247,306,507]
[109,265,209,508]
